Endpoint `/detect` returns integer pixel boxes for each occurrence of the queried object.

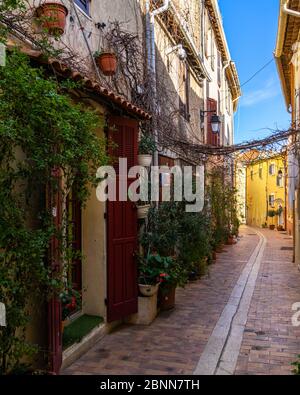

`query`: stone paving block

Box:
[62,228,300,376]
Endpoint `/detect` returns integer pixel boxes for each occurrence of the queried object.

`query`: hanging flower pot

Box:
[95,52,118,76]
[36,2,68,36]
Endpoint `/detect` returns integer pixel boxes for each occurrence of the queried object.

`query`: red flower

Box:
[70,296,76,309]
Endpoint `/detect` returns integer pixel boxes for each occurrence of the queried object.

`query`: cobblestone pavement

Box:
[63,226,300,375]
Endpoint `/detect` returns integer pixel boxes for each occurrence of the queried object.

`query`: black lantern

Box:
[211,114,221,134]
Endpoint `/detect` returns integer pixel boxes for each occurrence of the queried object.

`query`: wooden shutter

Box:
[107,117,138,323]
[207,98,220,146]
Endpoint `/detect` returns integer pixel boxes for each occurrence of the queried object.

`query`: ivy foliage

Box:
[0,50,109,374]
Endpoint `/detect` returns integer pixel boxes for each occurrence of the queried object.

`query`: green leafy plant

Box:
[138,133,156,155]
[138,253,163,285]
[0,50,109,374]
[140,202,180,257]
[208,170,238,250]
[292,356,300,375]
[268,209,277,226]
[60,287,82,321]
[176,203,212,278]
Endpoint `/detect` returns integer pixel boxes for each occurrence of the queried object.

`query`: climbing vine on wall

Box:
[0,50,109,374]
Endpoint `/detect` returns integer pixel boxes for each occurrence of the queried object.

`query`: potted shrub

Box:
[158,256,188,311]
[36,1,68,36]
[94,50,118,76]
[138,134,156,167]
[137,202,151,219]
[226,234,235,245]
[60,287,81,332]
[138,254,161,297]
[268,210,277,230]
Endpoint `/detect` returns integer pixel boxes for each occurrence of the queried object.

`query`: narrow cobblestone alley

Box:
[63,226,300,376]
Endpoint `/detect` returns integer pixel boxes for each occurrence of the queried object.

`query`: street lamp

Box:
[200,110,222,134]
[211,114,221,134]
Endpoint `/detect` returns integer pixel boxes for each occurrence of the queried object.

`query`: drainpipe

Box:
[146,0,170,169]
[200,0,205,61]
[282,1,300,18]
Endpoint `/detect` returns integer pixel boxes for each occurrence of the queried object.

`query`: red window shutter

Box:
[107,117,138,323]
[207,98,220,146]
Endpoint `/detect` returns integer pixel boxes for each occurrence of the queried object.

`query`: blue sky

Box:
[218,0,291,143]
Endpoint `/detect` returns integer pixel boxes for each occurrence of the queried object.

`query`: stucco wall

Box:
[246,157,286,228]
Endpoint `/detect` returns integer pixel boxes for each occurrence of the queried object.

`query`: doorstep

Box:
[61,320,120,371]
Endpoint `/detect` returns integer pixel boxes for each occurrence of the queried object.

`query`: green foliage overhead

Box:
[0,50,109,374]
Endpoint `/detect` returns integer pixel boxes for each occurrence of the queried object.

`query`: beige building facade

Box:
[6,0,241,373]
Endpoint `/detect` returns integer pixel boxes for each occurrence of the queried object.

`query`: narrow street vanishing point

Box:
[63,227,300,376]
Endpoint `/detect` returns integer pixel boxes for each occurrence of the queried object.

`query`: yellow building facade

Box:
[246,155,287,229]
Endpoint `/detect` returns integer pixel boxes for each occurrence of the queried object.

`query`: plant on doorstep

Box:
[268,210,277,230]
[60,287,82,326]
[138,133,156,167]
[176,203,212,281]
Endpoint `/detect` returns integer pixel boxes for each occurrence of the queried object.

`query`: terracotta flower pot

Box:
[36,2,68,36]
[159,286,176,311]
[96,52,117,76]
[226,236,235,245]
[269,225,276,230]
[215,245,224,253]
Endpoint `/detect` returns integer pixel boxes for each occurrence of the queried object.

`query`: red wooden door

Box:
[107,117,138,323]
[207,98,220,146]
[47,169,62,374]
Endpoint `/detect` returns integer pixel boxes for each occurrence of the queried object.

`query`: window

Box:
[269,163,275,176]
[250,170,254,180]
[259,166,263,179]
[75,0,90,15]
[269,194,275,208]
[179,63,190,122]
[211,29,215,70]
[277,170,284,187]
[217,51,221,86]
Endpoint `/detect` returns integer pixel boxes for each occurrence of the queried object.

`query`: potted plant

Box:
[138,134,156,167]
[226,234,235,245]
[94,50,118,76]
[138,254,162,297]
[60,287,81,331]
[158,256,188,311]
[268,209,277,230]
[137,203,151,219]
[36,1,68,36]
